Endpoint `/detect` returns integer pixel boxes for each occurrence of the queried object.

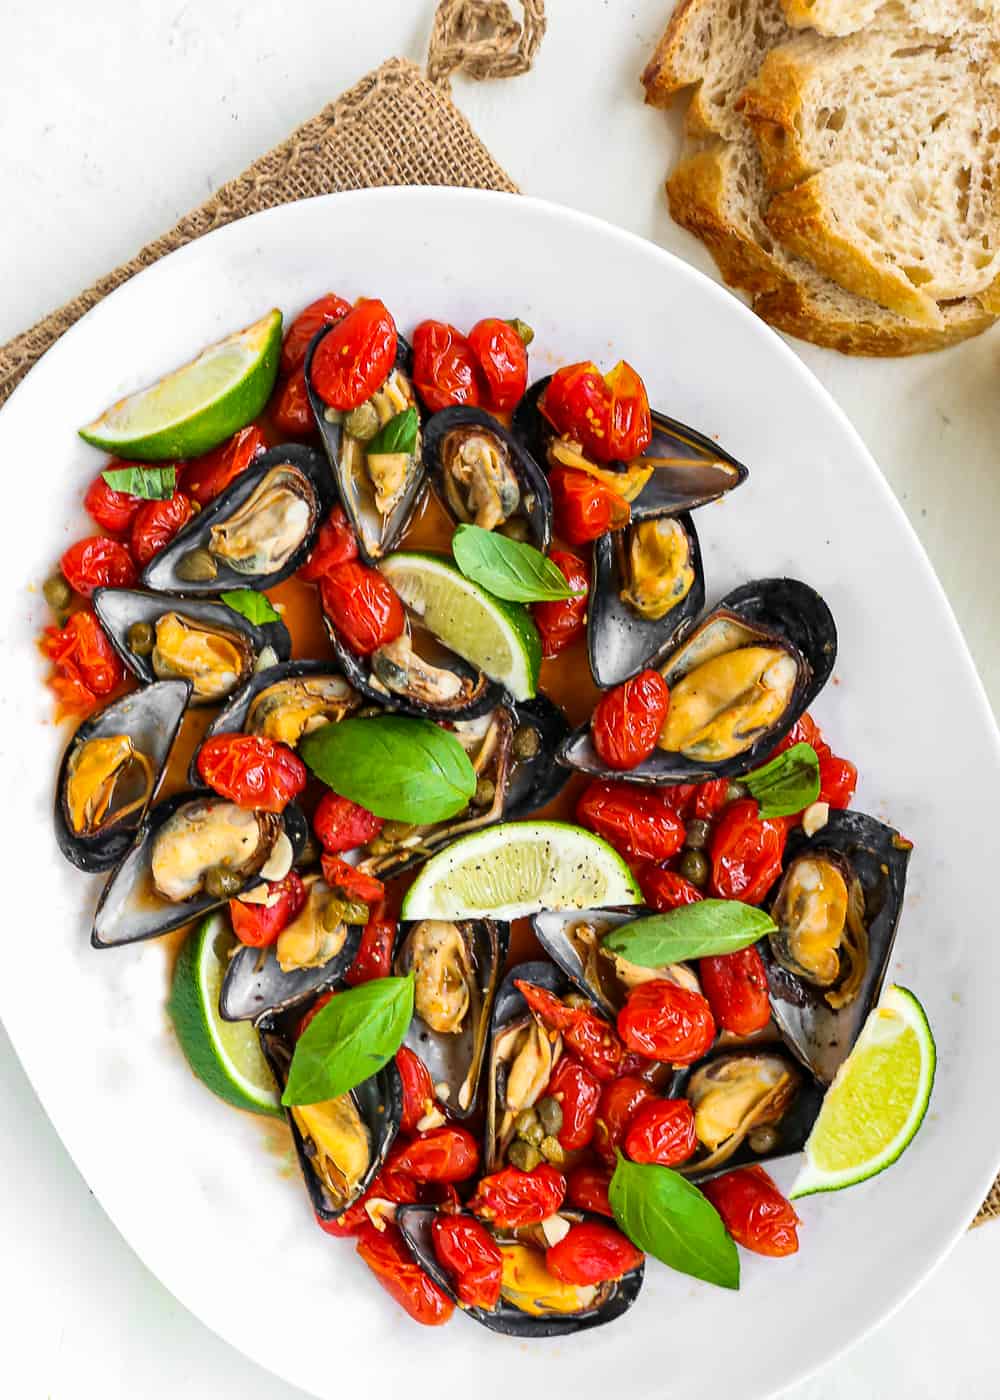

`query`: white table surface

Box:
[2,1,998,1395]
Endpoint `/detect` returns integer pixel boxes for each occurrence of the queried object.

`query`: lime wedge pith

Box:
[79,308,283,460]
[167,913,281,1117]
[378,551,542,702]
[791,984,935,1198]
[401,821,642,921]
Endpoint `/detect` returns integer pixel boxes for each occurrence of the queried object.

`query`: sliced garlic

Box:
[802,801,831,838]
[539,1214,571,1247]
[260,830,293,882]
[416,1106,447,1132]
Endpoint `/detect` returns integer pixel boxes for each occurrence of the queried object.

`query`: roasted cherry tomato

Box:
[297,504,359,581]
[603,361,653,460]
[467,317,528,411]
[547,1056,601,1151]
[319,560,406,655]
[84,467,144,534]
[320,854,385,908]
[396,1045,436,1134]
[693,778,731,820]
[699,946,771,1037]
[532,549,589,659]
[60,536,137,597]
[623,1097,698,1166]
[181,425,266,506]
[281,292,352,376]
[576,779,686,862]
[313,789,384,853]
[541,360,652,463]
[592,1075,655,1166]
[770,714,857,812]
[356,1220,454,1325]
[196,733,307,812]
[130,491,194,567]
[515,980,625,1081]
[468,1164,566,1228]
[617,980,716,1065]
[565,1164,613,1217]
[709,799,789,905]
[546,1222,643,1286]
[549,465,630,545]
[271,365,313,436]
[431,1213,503,1311]
[310,299,397,411]
[40,609,124,716]
[411,320,483,412]
[346,902,396,987]
[637,865,704,911]
[700,1165,800,1257]
[391,1126,480,1184]
[591,670,670,771]
[229,871,307,948]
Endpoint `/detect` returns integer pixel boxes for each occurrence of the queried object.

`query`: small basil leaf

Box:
[282,976,414,1106]
[101,464,177,499]
[745,742,821,819]
[609,1155,739,1290]
[299,715,477,823]
[452,524,586,603]
[367,406,418,457]
[220,589,280,625]
[602,900,776,965]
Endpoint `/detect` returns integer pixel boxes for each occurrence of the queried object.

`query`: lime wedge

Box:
[379,551,542,702]
[791,985,935,1198]
[167,913,281,1117]
[401,820,641,920]
[79,308,283,460]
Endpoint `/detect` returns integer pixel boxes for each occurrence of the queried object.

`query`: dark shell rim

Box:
[219,919,364,1024]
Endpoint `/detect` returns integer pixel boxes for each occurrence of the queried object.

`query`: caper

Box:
[726,781,748,803]
[748,1125,780,1155]
[685,818,711,851]
[127,620,155,657]
[508,1140,542,1172]
[678,849,710,888]
[507,317,535,347]
[539,1135,565,1167]
[536,1095,563,1136]
[499,518,531,543]
[175,547,218,583]
[514,1108,544,1147]
[345,401,380,442]
[43,572,72,612]
[472,777,496,809]
[512,725,541,762]
[204,865,245,899]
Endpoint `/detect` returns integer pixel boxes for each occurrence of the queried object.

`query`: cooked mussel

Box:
[395,919,508,1117]
[141,446,331,593]
[91,791,308,947]
[54,679,190,872]
[220,923,363,1023]
[762,810,911,1084]
[93,588,290,705]
[423,408,551,548]
[305,330,425,563]
[560,578,837,784]
[588,513,705,688]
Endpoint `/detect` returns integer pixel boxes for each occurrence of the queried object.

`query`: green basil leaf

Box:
[367,406,418,457]
[220,589,280,625]
[101,464,177,499]
[452,524,586,603]
[299,715,477,823]
[745,741,821,819]
[602,900,776,965]
[609,1155,739,1290]
[282,976,414,1106]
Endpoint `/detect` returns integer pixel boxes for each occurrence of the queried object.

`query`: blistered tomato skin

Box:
[541,359,652,462]
[699,946,772,1037]
[592,1076,655,1166]
[196,734,307,812]
[84,469,144,534]
[547,1056,601,1151]
[467,318,528,411]
[700,1166,800,1257]
[566,1164,614,1216]
[60,536,137,597]
[623,1097,698,1167]
[319,560,406,655]
[271,366,314,437]
[297,505,359,581]
[281,293,352,376]
[356,1221,455,1325]
[182,425,266,506]
[468,1164,566,1228]
[515,981,625,1081]
[549,466,630,545]
[310,299,398,412]
[546,1222,644,1286]
[709,799,789,905]
[396,1045,436,1134]
[229,871,307,948]
[40,609,124,716]
[411,320,484,412]
[431,1214,503,1310]
[130,491,195,567]
[591,670,670,771]
[391,1127,480,1184]
[532,549,589,658]
[320,854,385,908]
[576,779,686,862]
[318,1140,421,1238]
[638,866,704,911]
[617,980,716,1065]
[313,789,384,853]
[346,904,397,987]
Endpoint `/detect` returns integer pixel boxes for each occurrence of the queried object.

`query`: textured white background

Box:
[1,1,998,1396]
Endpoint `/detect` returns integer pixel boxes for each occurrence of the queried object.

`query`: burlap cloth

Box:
[1,20,993,1227]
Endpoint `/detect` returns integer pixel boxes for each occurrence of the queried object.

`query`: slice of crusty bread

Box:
[779,0,997,37]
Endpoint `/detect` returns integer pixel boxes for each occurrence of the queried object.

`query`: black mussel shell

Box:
[504,695,572,819]
[93,588,290,705]
[220,924,363,1023]
[587,512,705,689]
[761,810,911,1085]
[304,329,425,565]
[559,578,837,785]
[142,445,334,594]
[54,679,191,872]
[259,1014,402,1223]
[423,407,552,550]
[91,791,308,948]
[397,1205,644,1338]
[530,908,647,1018]
[395,918,509,1118]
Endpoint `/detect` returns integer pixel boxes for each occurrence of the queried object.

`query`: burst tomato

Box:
[468,1164,566,1228]
[319,560,405,655]
[575,779,686,862]
[699,946,771,1036]
[617,980,716,1065]
[346,903,396,987]
[546,1222,643,1285]
[229,871,307,948]
[40,609,124,715]
[297,505,359,581]
[313,789,384,853]
[271,366,313,436]
[320,854,385,908]
[182,425,266,506]
[549,465,630,545]
[355,1221,454,1325]
[84,468,144,534]
[390,1127,480,1184]
[623,1097,698,1166]
[196,733,307,812]
[310,299,397,411]
[411,320,484,411]
[700,1166,800,1257]
[592,1076,655,1166]
[130,491,194,567]
[709,799,789,905]
[515,980,625,1081]
[591,670,670,771]
[431,1213,503,1311]
[547,1056,601,1151]
[281,293,352,376]
[532,549,589,658]
[60,536,137,597]
[467,317,528,411]
[565,1164,613,1217]
[541,360,651,462]
[396,1045,435,1134]
[638,865,704,911]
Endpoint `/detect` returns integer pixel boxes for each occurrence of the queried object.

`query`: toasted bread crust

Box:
[667,147,786,294]
[738,50,814,189]
[641,0,708,107]
[756,281,995,352]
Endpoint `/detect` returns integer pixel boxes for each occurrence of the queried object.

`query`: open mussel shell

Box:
[259,1015,402,1223]
[395,919,509,1118]
[304,328,425,564]
[397,1204,643,1337]
[91,792,308,948]
[588,512,705,689]
[504,695,572,819]
[530,908,648,1018]
[423,407,552,550]
[141,445,333,594]
[93,588,290,706]
[761,810,911,1085]
[560,578,837,785]
[485,960,570,1171]
[220,924,363,1023]
[54,679,191,872]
